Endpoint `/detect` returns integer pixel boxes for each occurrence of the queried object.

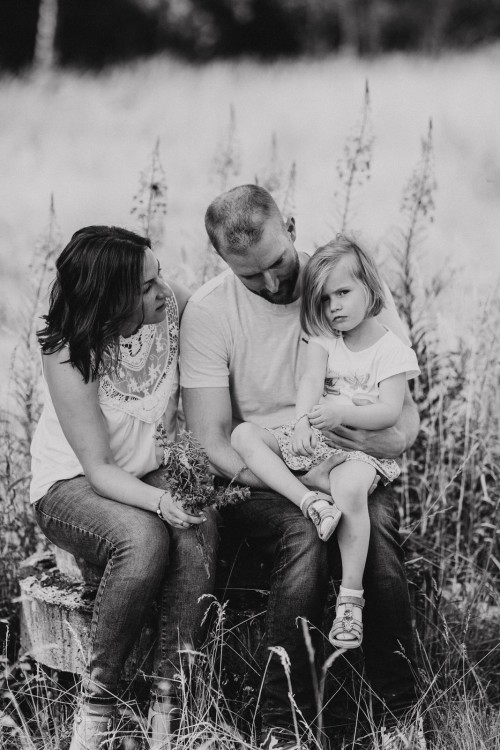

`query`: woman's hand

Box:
[292,417,316,456]
[157,490,207,529]
[308,403,345,430]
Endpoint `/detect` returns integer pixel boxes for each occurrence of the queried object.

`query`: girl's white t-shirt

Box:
[29,293,179,504]
[309,327,420,407]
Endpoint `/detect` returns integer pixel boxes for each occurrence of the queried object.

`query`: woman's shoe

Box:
[329,594,365,649]
[299,490,342,541]
[148,692,182,750]
[69,702,115,750]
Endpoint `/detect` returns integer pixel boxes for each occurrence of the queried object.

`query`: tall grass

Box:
[0,86,499,749]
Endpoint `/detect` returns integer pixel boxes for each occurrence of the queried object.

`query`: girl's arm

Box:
[295,341,329,418]
[292,342,328,455]
[309,372,406,432]
[44,350,205,526]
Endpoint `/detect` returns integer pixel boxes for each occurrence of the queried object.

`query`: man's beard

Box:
[257,251,300,305]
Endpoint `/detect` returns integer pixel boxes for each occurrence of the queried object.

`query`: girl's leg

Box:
[231,422,314,506]
[231,422,341,541]
[328,460,376,647]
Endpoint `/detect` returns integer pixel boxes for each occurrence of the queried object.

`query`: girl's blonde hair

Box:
[300,235,386,337]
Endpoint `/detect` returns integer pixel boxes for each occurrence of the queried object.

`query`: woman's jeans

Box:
[220,483,418,731]
[34,469,218,704]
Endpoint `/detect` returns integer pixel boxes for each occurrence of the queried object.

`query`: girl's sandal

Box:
[148,693,182,750]
[300,490,342,542]
[329,594,365,649]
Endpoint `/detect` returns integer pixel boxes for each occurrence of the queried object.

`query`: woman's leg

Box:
[329,461,375,645]
[141,468,219,690]
[34,476,171,702]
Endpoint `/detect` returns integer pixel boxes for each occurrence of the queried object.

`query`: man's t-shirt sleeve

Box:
[378,280,411,346]
[179,299,230,389]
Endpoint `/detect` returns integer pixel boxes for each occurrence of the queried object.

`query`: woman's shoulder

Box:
[166,279,191,318]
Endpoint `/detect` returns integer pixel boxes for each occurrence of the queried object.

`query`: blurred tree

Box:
[2,0,500,71]
[33,0,58,71]
[0,0,39,71]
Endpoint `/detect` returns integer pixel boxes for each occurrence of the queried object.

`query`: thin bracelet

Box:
[156,490,169,521]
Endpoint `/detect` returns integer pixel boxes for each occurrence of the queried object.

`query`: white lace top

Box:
[30,288,179,504]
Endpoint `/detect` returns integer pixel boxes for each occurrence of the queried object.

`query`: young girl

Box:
[231,236,419,649]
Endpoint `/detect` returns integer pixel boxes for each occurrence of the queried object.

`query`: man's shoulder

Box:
[188,269,235,308]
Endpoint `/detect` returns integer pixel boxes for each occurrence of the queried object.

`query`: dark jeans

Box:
[220,483,418,731]
[328,484,418,724]
[34,470,218,703]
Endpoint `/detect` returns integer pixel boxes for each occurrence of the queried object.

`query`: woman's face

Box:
[121,247,169,335]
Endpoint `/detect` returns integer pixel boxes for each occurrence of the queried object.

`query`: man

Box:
[180,185,425,749]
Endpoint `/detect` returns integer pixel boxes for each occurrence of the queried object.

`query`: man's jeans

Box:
[220,483,418,731]
[34,470,218,703]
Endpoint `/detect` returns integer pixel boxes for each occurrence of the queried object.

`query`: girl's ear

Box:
[285,216,296,242]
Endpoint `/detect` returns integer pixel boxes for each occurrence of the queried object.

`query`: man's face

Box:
[221,215,300,305]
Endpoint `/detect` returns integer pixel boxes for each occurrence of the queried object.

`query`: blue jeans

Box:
[34,469,218,703]
[220,490,329,729]
[220,483,418,730]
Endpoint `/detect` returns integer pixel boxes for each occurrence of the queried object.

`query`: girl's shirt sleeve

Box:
[375,331,420,385]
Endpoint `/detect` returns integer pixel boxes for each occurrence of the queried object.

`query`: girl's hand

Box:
[292,417,317,456]
[158,491,206,529]
[308,403,344,430]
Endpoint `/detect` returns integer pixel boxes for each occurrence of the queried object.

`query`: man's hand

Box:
[308,403,344,431]
[321,388,420,459]
[292,417,316,456]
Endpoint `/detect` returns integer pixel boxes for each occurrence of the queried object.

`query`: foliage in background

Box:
[4,0,500,71]
[0,201,60,611]
[0,88,499,748]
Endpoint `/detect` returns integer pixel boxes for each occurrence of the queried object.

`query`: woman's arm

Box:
[308,372,407,431]
[44,350,204,526]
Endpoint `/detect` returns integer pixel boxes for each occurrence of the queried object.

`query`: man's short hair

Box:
[205,185,282,256]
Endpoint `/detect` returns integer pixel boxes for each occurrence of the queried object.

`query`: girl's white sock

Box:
[339,585,364,598]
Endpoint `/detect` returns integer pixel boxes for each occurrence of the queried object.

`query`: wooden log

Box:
[19,539,272,682]
[19,551,155,678]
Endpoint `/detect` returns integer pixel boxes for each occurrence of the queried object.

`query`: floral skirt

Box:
[268,422,400,484]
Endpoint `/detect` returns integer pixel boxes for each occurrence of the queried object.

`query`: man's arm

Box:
[183,386,268,488]
[322,383,420,459]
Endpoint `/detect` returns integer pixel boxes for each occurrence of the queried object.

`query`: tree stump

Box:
[19,538,272,686]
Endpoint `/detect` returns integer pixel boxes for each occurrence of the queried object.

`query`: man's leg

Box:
[363,484,419,718]
[221,490,329,733]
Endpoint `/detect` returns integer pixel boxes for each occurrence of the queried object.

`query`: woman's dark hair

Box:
[37,226,151,382]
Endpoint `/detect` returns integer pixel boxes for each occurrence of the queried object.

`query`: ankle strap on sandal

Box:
[337,594,365,608]
[299,490,319,516]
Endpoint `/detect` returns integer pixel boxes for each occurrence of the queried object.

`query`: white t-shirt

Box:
[310,328,420,408]
[180,268,411,429]
[30,293,179,504]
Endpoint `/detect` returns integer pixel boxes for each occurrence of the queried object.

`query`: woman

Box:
[30,226,218,750]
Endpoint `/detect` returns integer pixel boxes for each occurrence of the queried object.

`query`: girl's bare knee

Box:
[231,421,258,452]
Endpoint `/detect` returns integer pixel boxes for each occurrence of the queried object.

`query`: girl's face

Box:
[121,247,169,335]
[321,257,369,333]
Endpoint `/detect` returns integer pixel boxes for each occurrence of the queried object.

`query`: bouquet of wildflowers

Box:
[155,426,250,575]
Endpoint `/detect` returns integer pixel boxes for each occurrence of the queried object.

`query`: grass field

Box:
[1,46,500,749]
[1,45,500,362]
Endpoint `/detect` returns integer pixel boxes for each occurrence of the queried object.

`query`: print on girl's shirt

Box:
[324,370,370,398]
